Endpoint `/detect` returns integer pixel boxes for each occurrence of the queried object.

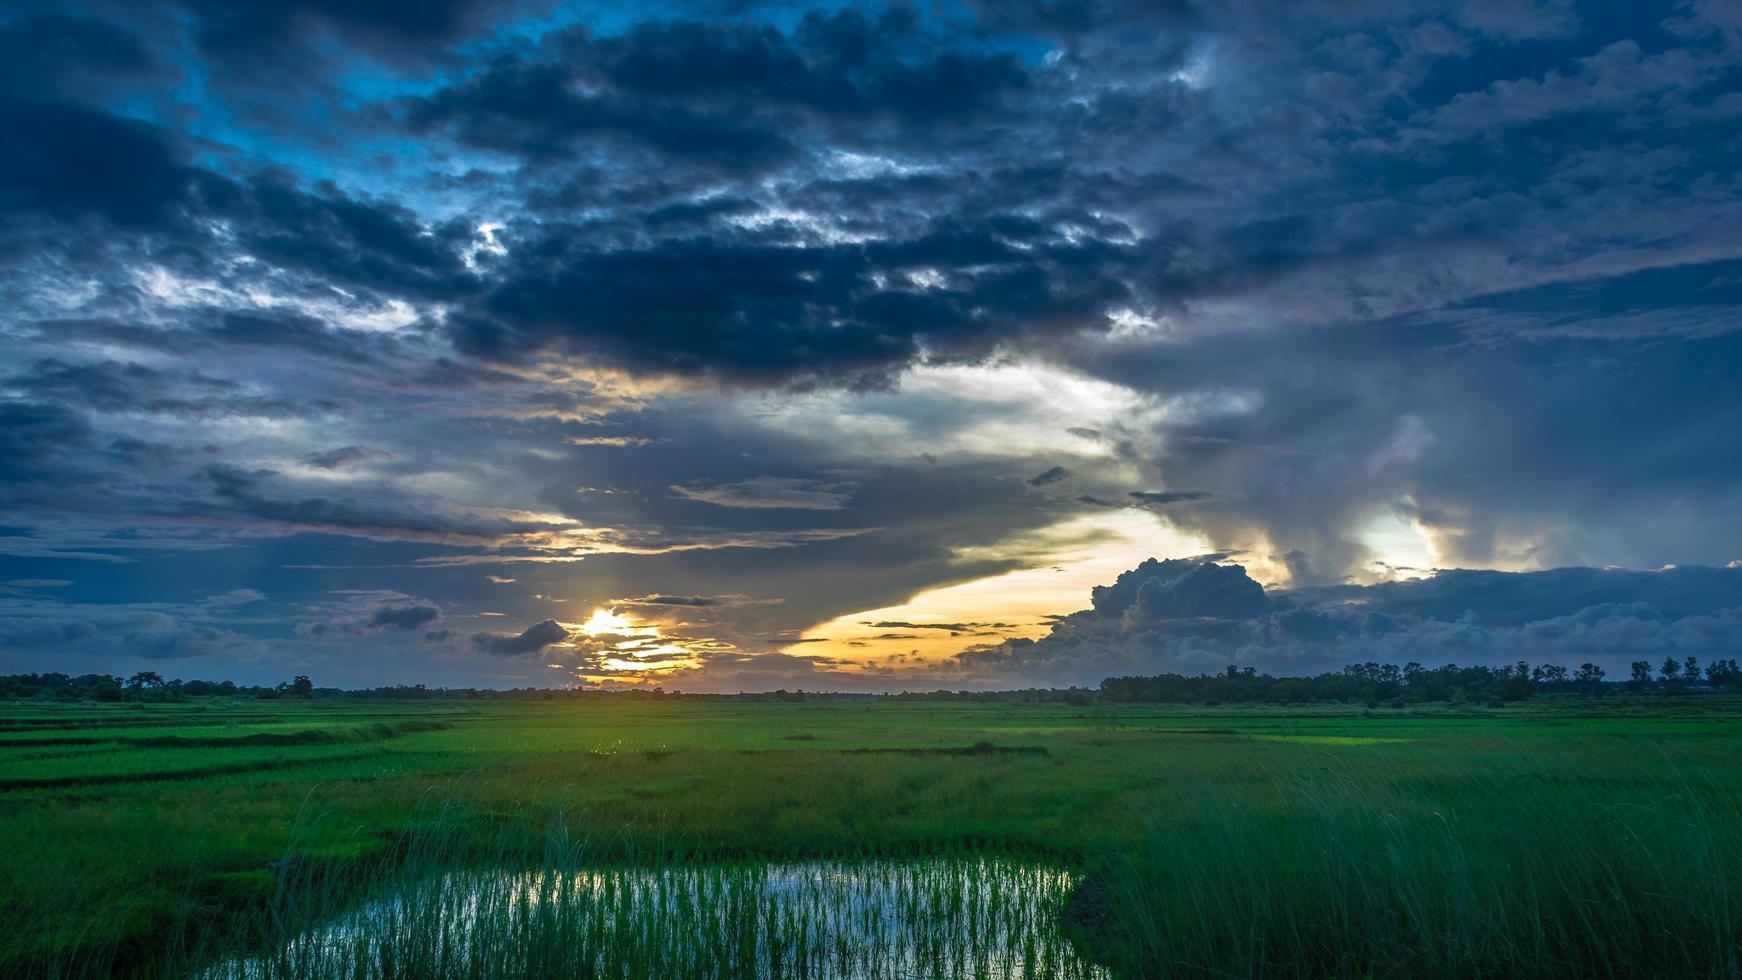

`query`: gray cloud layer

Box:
[0,0,1738,686]
[963,559,1742,686]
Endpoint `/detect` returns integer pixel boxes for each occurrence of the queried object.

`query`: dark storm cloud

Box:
[963,0,1201,37]
[0,0,1739,688]
[0,402,95,487]
[453,223,1135,386]
[171,0,513,63]
[0,12,160,101]
[32,0,528,87]
[7,359,338,420]
[0,98,472,312]
[963,559,1742,684]
[0,100,208,233]
[472,618,570,656]
[1078,293,1742,579]
[404,9,1029,170]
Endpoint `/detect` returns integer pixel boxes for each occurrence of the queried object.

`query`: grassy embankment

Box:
[2,697,1737,977]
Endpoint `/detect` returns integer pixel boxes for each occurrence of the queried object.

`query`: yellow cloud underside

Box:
[790,511,1211,666]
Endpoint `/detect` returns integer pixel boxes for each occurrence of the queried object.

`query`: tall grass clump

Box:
[1087,748,1741,979]
[186,798,1104,980]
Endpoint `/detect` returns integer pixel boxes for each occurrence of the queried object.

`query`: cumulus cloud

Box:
[0,604,265,662]
[294,593,443,636]
[962,559,1742,685]
[471,619,571,656]
[364,603,442,630]
[1,0,1739,688]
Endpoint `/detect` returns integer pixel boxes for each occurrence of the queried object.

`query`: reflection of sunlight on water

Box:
[203,857,1106,979]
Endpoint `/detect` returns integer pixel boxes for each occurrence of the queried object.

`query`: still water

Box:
[203,856,1108,979]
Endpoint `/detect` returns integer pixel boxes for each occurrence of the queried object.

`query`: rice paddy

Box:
[204,856,1102,980]
[2,696,1739,978]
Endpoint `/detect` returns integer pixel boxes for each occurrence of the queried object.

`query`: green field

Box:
[3,697,1739,978]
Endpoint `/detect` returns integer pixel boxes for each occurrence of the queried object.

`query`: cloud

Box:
[201,464,571,544]
[0,13,161,102]
[1128,490,1211,507]
[962,559,1742,685]
[0,604,265,662]
[8,358,337,420]
[1,0,1740,689]
[1026,466,1072,487]
[0,100,203,232]
[296,595,444,636]
[451,223,1136,386]
[670,476,856,510]
[365,603,442,630]
[863,621,1016,632]
[472,618,571,656]
[303,445,390,469]
[0,401,96,492]
[613,594,780,609]
[403,10,1030,174]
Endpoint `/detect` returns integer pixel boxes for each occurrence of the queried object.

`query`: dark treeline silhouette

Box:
[0,672,318,702]
[2,658,1739,704]
[1098,658,1742,706]
[0,673,676,703]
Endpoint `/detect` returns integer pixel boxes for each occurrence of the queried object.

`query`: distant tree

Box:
[1495,661,1535,701]
[125,671,165,697]
[285,675,314,698]
[1707,659,1741,689]
[1533,664,1569,686]
[89,676,125,702]
[1660,657,1680,683]
[1684,656,1701,687]
[1630,661,1654,691]
[1573,663,1606,696]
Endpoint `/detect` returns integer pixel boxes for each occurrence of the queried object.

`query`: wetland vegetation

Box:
[2,695,1738,978]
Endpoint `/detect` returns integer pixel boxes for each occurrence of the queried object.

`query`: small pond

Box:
[202,856,1108,978]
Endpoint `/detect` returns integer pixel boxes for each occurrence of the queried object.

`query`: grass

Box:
[1081,753,1740,978]
[200,845,1099,979]
[1,696,1738,977]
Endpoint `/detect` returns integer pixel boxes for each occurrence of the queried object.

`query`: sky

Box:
[1,0,1739,691]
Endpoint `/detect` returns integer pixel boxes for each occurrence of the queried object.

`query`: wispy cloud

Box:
[670,477,856,511]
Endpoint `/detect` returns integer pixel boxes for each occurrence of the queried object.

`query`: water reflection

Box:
[207,857,1107,979]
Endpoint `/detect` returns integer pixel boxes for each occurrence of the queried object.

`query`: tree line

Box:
[1099,657,1742,706]
[1,657,1739,704]
[0,673,678,702]
[0,672,315,702]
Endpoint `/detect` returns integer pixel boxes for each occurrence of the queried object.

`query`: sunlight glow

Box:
[788,510,1211,666]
